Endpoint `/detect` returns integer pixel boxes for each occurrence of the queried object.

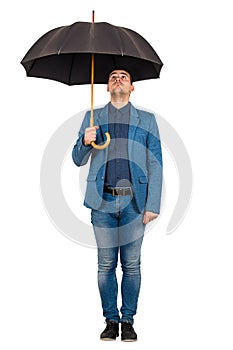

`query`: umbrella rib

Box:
[68,53,76,85]
[113,26,124,56]
[25,57,37,76]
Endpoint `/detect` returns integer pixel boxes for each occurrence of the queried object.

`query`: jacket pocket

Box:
[87,174,97,182]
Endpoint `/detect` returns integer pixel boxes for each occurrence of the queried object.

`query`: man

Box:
[72,69,162,341]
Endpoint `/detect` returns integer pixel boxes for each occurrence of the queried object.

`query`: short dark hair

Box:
[128,72,133,84]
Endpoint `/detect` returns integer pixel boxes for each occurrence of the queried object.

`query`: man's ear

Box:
[130,84,135,92]
[107,84,109,92]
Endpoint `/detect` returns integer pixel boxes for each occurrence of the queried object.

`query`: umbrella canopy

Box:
[21,16,163,149]
[21,21,163,85]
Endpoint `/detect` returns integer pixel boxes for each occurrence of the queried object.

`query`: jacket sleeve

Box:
[145,114,163,214]
[72,111,92,167]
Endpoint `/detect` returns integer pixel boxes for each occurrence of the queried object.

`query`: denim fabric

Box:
[91,193,145,323]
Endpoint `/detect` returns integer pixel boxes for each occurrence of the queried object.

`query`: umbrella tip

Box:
[92,10,95,23]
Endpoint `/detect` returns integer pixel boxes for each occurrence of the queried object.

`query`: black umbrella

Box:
[21,11,163,149]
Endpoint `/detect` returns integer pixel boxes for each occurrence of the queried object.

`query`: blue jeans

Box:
[91,193,145,324]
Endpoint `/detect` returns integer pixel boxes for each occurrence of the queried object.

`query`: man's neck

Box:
[110,99,129,109]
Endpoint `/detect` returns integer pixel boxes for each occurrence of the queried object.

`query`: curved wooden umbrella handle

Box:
[91,132,111,150]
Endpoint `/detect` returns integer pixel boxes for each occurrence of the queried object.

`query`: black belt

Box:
[104,186,133,196]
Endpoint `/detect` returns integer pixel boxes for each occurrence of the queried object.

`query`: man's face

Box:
[107,70,134,95]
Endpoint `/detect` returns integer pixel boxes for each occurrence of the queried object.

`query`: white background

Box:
[1,0,233,349]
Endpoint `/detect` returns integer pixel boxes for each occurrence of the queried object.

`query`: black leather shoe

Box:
[121,321,137,342]
[100,320,119,341]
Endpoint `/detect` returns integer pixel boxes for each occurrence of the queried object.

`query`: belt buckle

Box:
[108,187,132,196]
[113,188,119,196]
[117,187,129,196]
[120,188,126,196]
[116,188,123,196]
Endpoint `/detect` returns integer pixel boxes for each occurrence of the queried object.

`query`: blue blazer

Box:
[72,103,163,214]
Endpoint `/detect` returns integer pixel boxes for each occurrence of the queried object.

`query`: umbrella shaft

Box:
[90,53,94,127]
[90,10,95,127]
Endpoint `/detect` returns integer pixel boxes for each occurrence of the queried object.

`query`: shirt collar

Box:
[108,102,131,114]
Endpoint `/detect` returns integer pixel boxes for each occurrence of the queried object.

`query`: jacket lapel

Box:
[95,104,109,138]
[128,104,139,157]
[94,104,109,161]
